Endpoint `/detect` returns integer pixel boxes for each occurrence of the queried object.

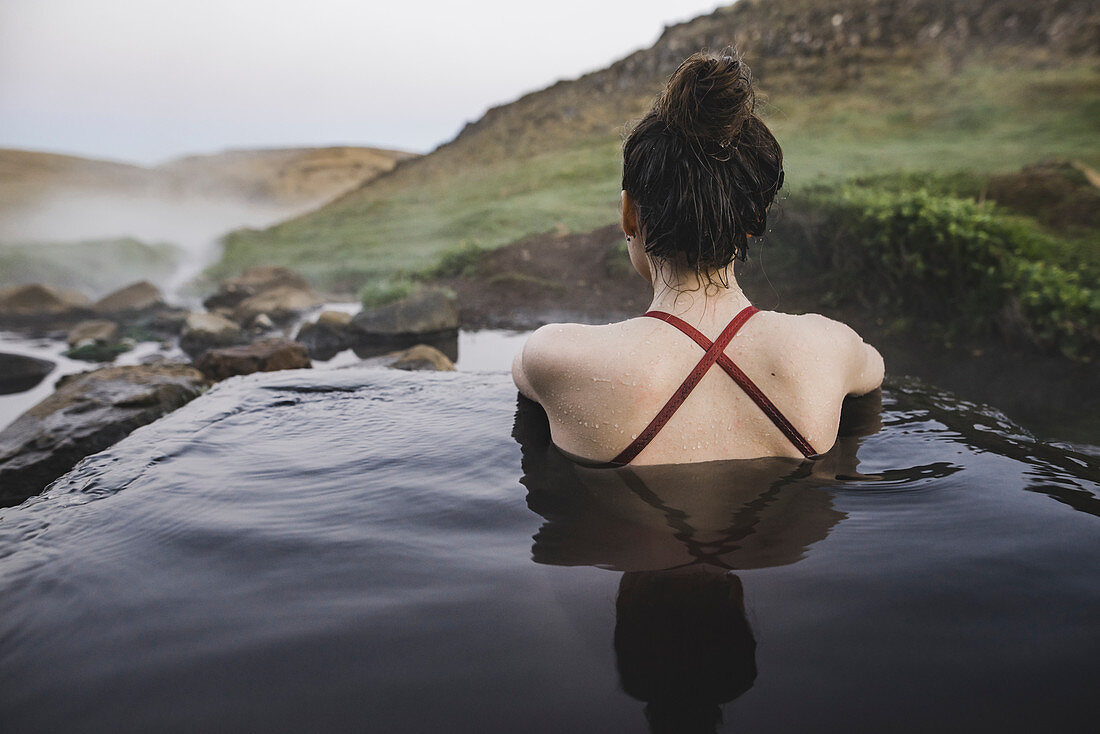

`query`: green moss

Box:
[65,342,132,362]
[424,240,486,278]
[358,277,416,308]
[776,185,1098,361]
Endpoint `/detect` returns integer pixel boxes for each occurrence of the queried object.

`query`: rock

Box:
[92,281,165,315]
[385,344,456,372]
[0,283,91,327]
[232,285,322,325]
[295,310,353,360]
[318,310,354,327]
[179,311,245,358]
[0,364,208,504]
[194,338,312,381]
[65,341,133,363]
[67,319,120,347]
[250,313,275,332]
[203,266,312,310]
[0,352,55,394]
[349,288,459,338]
[142,307,190,338]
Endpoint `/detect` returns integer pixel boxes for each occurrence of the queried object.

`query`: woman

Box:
[513,49,883,466]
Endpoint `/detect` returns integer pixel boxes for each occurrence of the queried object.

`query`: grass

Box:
[211,58,1100,292]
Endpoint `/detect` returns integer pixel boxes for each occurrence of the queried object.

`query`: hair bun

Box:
[656,48,755,148]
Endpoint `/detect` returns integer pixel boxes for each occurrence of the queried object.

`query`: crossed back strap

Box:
[607,306,818,466]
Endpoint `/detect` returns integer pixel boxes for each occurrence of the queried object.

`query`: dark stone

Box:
[0,283,92,329]
[0,352,55,395]
[349,289,459,338]
[0,364,208,505]
[203,266,312,311]
[350,331,459,363]
[232,286,321,325]
[296,310,353,360]
[92,281,165,316]
[179,312,245,358]
[195,338,312,382]
[67,319,120,347]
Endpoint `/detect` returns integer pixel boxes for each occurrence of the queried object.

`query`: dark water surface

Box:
[1,369,1097,733]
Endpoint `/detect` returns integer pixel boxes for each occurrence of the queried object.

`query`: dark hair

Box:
[622,48,784,275]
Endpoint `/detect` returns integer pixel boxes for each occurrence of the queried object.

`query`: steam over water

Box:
[1,369,1097,732]
[0,191,315,299]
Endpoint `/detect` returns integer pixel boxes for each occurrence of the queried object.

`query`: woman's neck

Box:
[647,257,751,319]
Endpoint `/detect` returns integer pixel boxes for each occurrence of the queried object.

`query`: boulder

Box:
[142,307,190,338]
[232,285,322,325]
[296,310,353,360]
[0,352,55,394]
[179,311,245,358]
[203,266,312,310]
[385,344,456,372]
[194,338,312,381]
[92,281,165,315]
[0,364,208,504]
[0,283,91,327]
[349,288,459,339]
[250,313,276,332]
[67,319,120,347]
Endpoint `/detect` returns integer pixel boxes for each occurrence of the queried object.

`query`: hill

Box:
[155,146,418,207]
[0,145,417,242]
[216,0,1100,291]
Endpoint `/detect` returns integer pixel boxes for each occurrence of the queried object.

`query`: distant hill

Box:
[156,146,418,206]
[0,145,417,241]
[216,0,1099,290]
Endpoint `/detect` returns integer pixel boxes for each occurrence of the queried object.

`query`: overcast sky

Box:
[0,0,726,165]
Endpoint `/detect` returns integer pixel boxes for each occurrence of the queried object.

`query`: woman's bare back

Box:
[514,306,883,465]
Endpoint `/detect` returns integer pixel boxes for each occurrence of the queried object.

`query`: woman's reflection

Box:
[513,391,882,733]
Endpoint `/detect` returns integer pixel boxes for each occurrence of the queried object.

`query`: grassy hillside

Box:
[216,50,1100,291]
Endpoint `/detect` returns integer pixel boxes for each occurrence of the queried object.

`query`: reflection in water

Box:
[513,392,883,732]
[616,568,755,734]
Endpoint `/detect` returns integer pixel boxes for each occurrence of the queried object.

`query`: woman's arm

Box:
[846,336,885,397]
[512,348,539,402]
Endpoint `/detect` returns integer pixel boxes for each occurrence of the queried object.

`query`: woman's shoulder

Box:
[755,309,884,396]
[513,320,634,402]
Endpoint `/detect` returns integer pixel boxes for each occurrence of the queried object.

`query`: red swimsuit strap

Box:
[607,306,818,466]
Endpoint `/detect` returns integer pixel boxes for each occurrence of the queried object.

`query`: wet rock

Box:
[349,288,459,339]
[203,266,312,311]
[65,341,133,363]
[296,310,353,360]
[142,307,190,338]
[0,283,91,328]
[67,319,120,347]
[0,352,55,394]
[250,313,276,332]
[179,311,245,358]
[194,338,311,382]
[232,286,322,325]
[0,364,208,505]
[385,344,456,372]
[92,281,165,316]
